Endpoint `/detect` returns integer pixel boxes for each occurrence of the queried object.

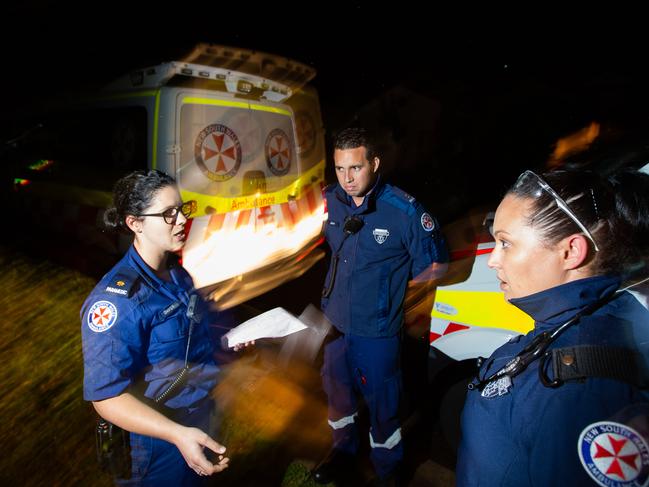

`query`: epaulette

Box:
[104,267,140,298]
[390,186,416,204]
[381,185,417,215]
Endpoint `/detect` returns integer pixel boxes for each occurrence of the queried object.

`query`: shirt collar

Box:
[508,275,621,327]
[334,175,384,213]
[126,245,181,293]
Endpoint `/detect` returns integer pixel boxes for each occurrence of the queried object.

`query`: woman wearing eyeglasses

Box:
[456,168,649,486]
[81,170,229,486]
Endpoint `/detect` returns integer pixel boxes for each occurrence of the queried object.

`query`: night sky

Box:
[4,3,649,220]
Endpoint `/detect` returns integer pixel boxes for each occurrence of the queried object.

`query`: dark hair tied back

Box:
[508,168,649,276]
[103,170,176,233]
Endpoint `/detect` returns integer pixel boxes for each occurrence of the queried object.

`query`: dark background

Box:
[1,7,648,484]
[4,3,649,221]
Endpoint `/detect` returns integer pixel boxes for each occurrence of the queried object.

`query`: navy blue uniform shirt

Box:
[81,245,218,415]
[321,179,448,337]
[457,275,649,487]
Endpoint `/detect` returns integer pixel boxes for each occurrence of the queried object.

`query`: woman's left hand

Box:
[173,425,230,476]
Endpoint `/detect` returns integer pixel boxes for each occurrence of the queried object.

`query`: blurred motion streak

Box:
[5,43,329,312]
[0,246,107,486]
[212,349,331,480]
[183,201,326,290]
[0,245,332,485]
[548,121,600,168]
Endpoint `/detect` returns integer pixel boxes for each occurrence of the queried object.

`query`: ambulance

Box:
[7,44,327,309]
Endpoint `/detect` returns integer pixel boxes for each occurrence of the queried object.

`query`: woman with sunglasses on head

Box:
[456,168,649,486]
[81,170,229,486]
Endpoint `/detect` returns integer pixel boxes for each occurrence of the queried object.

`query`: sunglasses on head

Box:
[515,170,599,252]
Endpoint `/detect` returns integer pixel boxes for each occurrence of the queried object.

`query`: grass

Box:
[0,245,331,486]
[0,245,108,486]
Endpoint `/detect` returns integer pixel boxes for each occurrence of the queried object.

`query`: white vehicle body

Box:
[430,240,533,361]
[10,44,327,308]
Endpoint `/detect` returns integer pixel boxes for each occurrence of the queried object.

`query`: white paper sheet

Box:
[221,307,308,349]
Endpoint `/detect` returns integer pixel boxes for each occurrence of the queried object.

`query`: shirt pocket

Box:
[150,306,189,344]
[350,264,392,333]
[326,219,344,249]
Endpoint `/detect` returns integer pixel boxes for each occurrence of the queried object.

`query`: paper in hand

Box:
[221,307,308,349]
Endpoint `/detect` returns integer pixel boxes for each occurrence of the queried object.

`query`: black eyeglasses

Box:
[138,200,197,225]
[515,170,600,252]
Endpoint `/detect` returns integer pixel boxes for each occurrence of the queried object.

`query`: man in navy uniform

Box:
[313,127,448,486]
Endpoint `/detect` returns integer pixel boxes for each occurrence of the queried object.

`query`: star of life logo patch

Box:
[194,123,242,182]
[87,300,118,333]
[373,228,390,244]
[421,212,435,232]
[265,128,291,176]
[578,421,649,487]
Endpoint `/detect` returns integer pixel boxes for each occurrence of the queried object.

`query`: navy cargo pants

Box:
[321,333,403,477]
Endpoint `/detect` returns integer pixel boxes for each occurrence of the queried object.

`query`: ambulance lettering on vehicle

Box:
[9,44,327,309]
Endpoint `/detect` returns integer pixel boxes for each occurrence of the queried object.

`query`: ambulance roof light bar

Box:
[104,44,316,103]
[182,43,316,92]
[107,62,292,102]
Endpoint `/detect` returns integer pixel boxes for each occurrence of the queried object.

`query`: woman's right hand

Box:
[93,394,229,476]
[173,425,230,476]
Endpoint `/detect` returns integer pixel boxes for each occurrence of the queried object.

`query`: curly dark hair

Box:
[103,170,176,233]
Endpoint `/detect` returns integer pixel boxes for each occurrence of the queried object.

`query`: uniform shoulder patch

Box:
[87,300,118,332]
[421,212,436,231]
[578,421,649,486]
[105,267,140,297]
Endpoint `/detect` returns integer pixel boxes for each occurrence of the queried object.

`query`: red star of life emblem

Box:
[92,307,111,326]
[265,128,291,175]
[194,124,242,182]
[592,434,640,480]
[87,300,118,332]
[269,135,289,169]
[203,132,238,173]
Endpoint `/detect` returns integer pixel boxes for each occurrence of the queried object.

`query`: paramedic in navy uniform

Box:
[81,170,230,486]
[456,168,649,486]
[313,127,449,486]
